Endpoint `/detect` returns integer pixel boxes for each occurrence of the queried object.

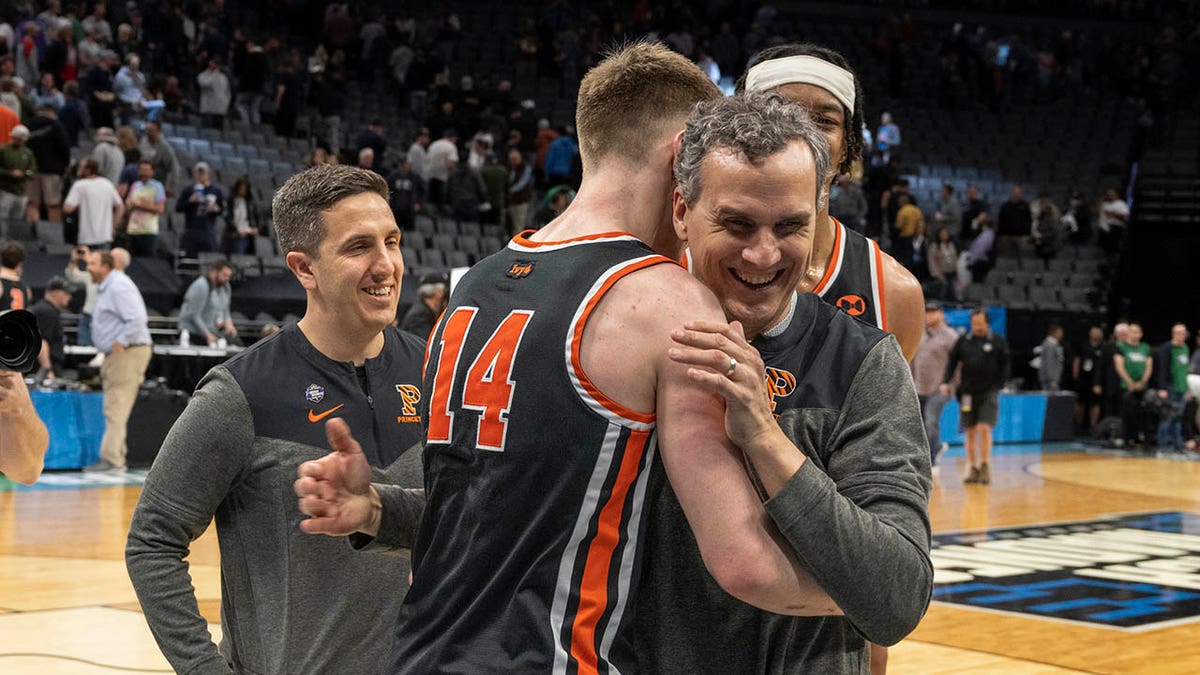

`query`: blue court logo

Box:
[932,512,1200,631]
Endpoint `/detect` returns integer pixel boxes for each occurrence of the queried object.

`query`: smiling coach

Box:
[126,165,427,675]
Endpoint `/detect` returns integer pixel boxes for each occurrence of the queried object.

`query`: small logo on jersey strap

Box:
[836,294,866,317]
[396,384,422,423]
[305,384,325,404]
[764,367,797,414]
[506,260,535,279]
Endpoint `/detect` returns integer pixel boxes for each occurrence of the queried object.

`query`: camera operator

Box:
[0,370,48,484]
[0,308,48,484]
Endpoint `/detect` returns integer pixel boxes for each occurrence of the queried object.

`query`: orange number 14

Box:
[426,307,535,452]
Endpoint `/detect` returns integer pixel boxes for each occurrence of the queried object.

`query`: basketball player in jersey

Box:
[736,44,925,362]
[297,43,840,674]
[0,241,31,312]
[634,92,931,674]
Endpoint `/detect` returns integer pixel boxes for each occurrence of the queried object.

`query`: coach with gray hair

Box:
[635,90,932,674]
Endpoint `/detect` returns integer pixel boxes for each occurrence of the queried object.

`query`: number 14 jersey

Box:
[392,231,674,674]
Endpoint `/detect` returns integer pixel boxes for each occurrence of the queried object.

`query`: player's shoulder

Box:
[609,258,723,323]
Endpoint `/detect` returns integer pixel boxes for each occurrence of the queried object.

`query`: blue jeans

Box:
[1157,391,1186,450]
[76,313,92,346]
[919,391,952,463]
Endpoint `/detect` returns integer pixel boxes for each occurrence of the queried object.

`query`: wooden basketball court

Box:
[1,443,1195,674]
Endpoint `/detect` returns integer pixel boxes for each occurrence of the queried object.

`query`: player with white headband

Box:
[738,44,925,364]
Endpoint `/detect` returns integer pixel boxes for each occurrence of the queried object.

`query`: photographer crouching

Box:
[0,308,48,484]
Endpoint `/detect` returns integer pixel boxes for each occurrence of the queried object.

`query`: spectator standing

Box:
[58,81,89,147]
[80,3,112,45]
[445,151,487,223]
[1038,324,1065,391]
[934,184,962,238]
[425,128,458,210]
[543,126,577,187]
[272,52,304,138]
[1097,188,1129,255]
[1064,191,1093,245]
[92,126,123,184]
[876,111,902,159]
[197,58,230,130]
[29,275,71,379]
[178,258,238,347]
[405,127,430,185]
[913,301,959,470]
[175,162,223,258]
[64,157,123,248]
[1155,323,1190,451]
[31,72,64,110]
[533,118,557,185]
[1073,326,1107,433]
[830,174,868,233]
[64,244,95,344]
[479,151,507,229]
[124,159,165,257]
[233,34,268,125]
[928,226,958,302]
[0,124,35,223]
[227,177,257,255]
[112,53,147,124]
[138,120,179,188]
[385,158,422,231]
[24,103,69,223]
[506,148,532,233]
[400,272,447,340]
[355,119,386,160]
[0,96,17,145]
[0,241,31,311]
[1032,194,1065,259]
[83,49,118,129]
[1114,322,1153,447]
[84,248,152,472]
[996,184,1032,257]
[942,309,1010,485]
[967,214,995,282]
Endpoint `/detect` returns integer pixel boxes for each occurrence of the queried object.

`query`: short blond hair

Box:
[576,41,720,170]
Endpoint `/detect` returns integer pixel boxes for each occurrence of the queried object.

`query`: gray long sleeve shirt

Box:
[126,324,427,675]
[633,293,933,674]
[178,275,231,338]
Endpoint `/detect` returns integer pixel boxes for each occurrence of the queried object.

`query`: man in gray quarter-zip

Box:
[127,165,426,675]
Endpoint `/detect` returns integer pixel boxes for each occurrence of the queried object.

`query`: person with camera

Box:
[0,304,48,484]
[0,124,35,225]
[0,369,48,484]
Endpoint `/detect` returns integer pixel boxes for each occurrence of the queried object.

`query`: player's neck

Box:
[535,165,672,247]
[0,267,18,281]
[798,203,835,292]
[298,315,385,366]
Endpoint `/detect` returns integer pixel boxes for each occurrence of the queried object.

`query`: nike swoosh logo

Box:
[308,404,345,423]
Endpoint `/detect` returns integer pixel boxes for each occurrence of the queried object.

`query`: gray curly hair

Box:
[675,91,832,209]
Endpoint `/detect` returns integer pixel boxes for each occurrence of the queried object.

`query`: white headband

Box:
[745,55,856,111]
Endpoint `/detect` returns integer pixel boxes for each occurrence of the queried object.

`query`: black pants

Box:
[1121,390,1147,443]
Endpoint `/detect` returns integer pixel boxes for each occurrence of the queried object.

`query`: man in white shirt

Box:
[64,157,124,248]
[425,128,458,211]
[1097,187,1129,254]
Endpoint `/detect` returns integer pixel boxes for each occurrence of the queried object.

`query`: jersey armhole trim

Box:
[812,218,845,297]
[567,255,670,429]
[870,238,889,331]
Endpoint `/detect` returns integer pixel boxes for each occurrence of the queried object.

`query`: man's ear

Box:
[672,187,689,243]
[287,251,317,291]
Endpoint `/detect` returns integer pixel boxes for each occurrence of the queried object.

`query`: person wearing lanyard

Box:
[84,249,151,472]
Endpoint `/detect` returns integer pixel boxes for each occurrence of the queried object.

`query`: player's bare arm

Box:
[587,263,839,616]
[880,254,925,363]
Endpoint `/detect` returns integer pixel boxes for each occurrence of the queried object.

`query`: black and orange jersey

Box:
[810,217,890,331]
[393,230,673,674]
[0,278,30,311]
